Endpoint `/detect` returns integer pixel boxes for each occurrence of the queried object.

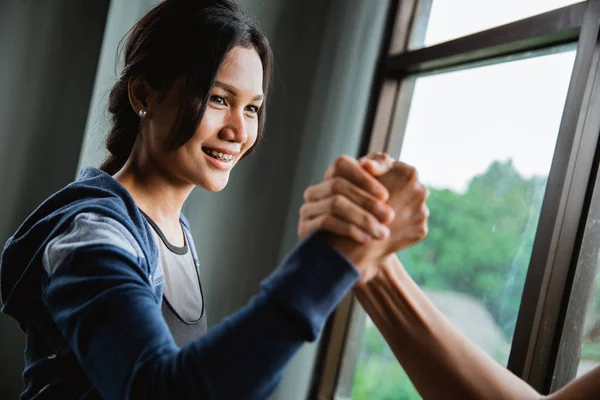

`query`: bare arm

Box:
[299,154,600,399]
[355,254,600,400]
[355,254,538,399]
[548,365,600,399]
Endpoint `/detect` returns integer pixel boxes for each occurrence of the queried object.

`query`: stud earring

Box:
[138,109,147,118]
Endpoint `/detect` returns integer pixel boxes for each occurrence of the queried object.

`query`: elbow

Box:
[125,350,199,400]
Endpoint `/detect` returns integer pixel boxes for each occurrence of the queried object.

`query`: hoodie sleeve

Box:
[42,213,359,400]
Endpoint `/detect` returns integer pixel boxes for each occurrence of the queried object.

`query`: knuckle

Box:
[331,177,346,193]
[421,204,430,218]
[324,164,335,179]
[303,187,313,201]
[331,195,346,210]
[297,226,304,238]
[419,224,429,239]
[394,161,417,179]
[362,198,376,213]
[417,184,428,200]
[348,225,362,238]
[422,186,430,200]
[299,204,308,218]
[405,165,418,181]
[334,155,352,170]
[360,212,373,227]
[317,216,328,229]
[325,215,337,226]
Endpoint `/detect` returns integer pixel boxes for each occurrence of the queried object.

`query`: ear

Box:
[128,77,155,117]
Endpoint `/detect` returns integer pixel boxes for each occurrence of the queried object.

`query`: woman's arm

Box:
[44,154,426,400]
[356,254,600,400]
[43,214,360,400]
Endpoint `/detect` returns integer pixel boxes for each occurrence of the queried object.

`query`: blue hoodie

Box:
[0,168,359,399]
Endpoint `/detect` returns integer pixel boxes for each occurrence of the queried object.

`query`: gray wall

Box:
[1,0,388,398]
[77,0,158,170]
[0,1,109,397]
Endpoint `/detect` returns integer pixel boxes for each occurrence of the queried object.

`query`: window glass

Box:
[579,274,600,376]
[412,0,584,49]
[352,47,576,399]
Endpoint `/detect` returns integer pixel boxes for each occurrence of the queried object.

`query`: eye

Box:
[210,95,227,106]
[246,105,260,115]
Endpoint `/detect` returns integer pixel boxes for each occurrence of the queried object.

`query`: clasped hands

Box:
[298,153,429,283]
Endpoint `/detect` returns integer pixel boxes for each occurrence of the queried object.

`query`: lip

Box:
[203,152,234,170]
[202,147,237,171]
[202,146,240,156]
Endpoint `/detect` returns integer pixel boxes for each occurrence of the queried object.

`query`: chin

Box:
[196,174,230,192]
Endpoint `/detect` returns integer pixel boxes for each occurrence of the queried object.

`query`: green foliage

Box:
[401,159,545,338]
[352,159,547,399]
[352,323,420,400]
[581,341,600,361]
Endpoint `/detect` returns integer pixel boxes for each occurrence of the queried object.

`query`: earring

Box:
[138,109,147,118]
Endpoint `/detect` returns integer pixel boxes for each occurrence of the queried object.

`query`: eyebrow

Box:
[214,81,264,101]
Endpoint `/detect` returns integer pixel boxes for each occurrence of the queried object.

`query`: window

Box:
[315,1,600,398]
[418,0,585,49]
[353,47,576,399]
[580,280,600,376]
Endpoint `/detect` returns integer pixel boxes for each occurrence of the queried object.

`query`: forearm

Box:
[354,255,542,400]
[134,293,314,399]
[46,234,359,399]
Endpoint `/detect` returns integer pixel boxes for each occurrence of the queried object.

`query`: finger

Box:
[300,214,373,244]
[303,178,395,223]
[300,195,390,239]
[358,153,395,177]
[325,155,389,201]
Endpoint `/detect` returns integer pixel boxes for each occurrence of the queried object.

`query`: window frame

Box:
[314,1,600,398]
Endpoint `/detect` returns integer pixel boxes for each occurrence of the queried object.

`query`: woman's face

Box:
[141,46,264,191]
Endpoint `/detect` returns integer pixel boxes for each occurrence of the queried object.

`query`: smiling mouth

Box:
[202,147,235,162]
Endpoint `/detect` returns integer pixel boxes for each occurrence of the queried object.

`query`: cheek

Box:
[195,110,223,140]
[243,122,259,150]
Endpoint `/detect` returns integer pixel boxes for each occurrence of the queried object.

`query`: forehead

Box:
[217,46,264,97]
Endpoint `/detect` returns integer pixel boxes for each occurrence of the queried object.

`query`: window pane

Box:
[579,275,600,376]
[414,0,584,49]
[352,47,576,399]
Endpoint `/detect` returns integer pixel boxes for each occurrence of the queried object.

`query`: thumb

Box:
[359,153,394,177]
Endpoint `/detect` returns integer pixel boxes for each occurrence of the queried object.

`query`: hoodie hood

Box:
[0,167,157,323]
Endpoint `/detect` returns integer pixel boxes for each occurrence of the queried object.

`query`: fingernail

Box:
[371,188,387,202]
[360,232,371,243]
[387,209,396,222]
[375,225,389,239]
[375,203,391,221]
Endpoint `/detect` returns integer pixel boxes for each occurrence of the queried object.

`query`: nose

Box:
[219,109,248,144]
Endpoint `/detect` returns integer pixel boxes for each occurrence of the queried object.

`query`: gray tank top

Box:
[141,211,207,346]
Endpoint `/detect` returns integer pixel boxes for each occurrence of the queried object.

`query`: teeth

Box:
[206,149,234,162]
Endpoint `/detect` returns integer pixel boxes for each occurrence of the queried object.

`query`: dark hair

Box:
[100,0,273,175]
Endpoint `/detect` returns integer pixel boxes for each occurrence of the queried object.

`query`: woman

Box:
[0,1,427,399]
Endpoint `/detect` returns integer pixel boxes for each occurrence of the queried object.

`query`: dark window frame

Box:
[314,1,600,397]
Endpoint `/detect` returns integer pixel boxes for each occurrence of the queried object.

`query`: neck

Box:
[113,149,194,226]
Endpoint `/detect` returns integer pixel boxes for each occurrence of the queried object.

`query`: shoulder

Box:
[179,212,200,262]
[179,212,192,231]
[43,212,144,275]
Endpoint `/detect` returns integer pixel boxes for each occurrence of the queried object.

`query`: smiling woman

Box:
[0,0,429,399]
[116,46,266,197]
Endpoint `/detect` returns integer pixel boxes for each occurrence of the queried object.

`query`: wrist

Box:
[326,234,385,283]
[354,253,403,287]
